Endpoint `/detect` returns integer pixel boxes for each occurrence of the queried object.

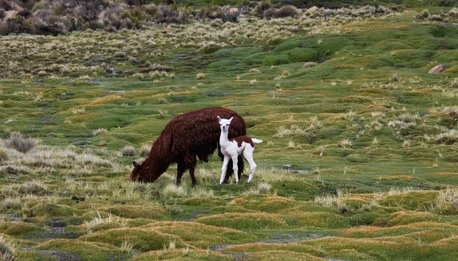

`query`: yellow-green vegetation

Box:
[0,3,457,261]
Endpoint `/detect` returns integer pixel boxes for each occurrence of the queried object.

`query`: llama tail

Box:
[252,138,263,144]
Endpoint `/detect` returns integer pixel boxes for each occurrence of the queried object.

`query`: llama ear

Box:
[132,161,141,169]
[217,116,221,122]
[229,117,233,122]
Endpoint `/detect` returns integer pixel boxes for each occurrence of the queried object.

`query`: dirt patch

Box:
[39,250,82,261]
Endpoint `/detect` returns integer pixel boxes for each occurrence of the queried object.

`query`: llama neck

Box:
[141,141,172,181]
[219,128,230,147]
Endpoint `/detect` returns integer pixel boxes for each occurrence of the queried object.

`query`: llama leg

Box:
[176,160,186,186]
[231,155,239,183]
[185,153,198,187]
[189,167,197,187]
[237,155,244,181]
[219,145,233,183]
[243,147,257,183]
[220,156,230,185]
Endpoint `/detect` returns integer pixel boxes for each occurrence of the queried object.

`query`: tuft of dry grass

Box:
[243,182,272,196]
[196,72,205,79]
[84,212,128,233]
[433,129,458,145]
[338,138,353,149]
[314,189,347,210]
[274,116,322,140]
[4,132,36,153]
[433,188,458,214]
[0,149,7,161]
[140,144,151,157]
[162,184,188,198]
[93,128,108,136]
[0,234,15,261]
[451,78,458,88]
[121,145,136,157]
[0,181,48,199]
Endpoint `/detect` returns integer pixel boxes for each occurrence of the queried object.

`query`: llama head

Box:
[130,161,143,181]
[130,160,160,182]
[218,116,233,132]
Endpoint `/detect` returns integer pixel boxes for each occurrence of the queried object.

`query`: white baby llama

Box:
[218,116,262,184]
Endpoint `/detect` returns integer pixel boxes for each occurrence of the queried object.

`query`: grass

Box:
[0,4,457,261]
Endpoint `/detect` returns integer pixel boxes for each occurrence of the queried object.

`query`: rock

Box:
[303,62,318,68]
[428,64,446,74]
[71,195,85,202]
[282,164,293,171]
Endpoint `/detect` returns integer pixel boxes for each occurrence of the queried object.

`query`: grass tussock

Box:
[433,188,458,214]
[131,249,231,261]
[0,181,47,199]
[243,182,272,195]
[121,145,136,157]
[433,129,458,145]
[81,227,185,252]
[3,132,36,153]
[0,234,15,261]
[0,142,117,174]
[145,221,257,248]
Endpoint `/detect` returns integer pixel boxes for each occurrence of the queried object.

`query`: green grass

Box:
[0,8,457,261]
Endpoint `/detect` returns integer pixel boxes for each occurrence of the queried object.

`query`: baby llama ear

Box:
[217,116,222,121]
[229,117,233,122]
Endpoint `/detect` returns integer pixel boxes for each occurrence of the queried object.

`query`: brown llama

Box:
[130,107,246,186]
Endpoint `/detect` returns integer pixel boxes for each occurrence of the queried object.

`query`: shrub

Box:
[433,129,458,145]
[4,132,36,153]
[121,145,136,157]
[262,8,277,19]
[254,1,271,16]
[276,5,300,18]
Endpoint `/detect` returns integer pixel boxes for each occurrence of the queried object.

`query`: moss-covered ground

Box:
[0,7,457,261]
